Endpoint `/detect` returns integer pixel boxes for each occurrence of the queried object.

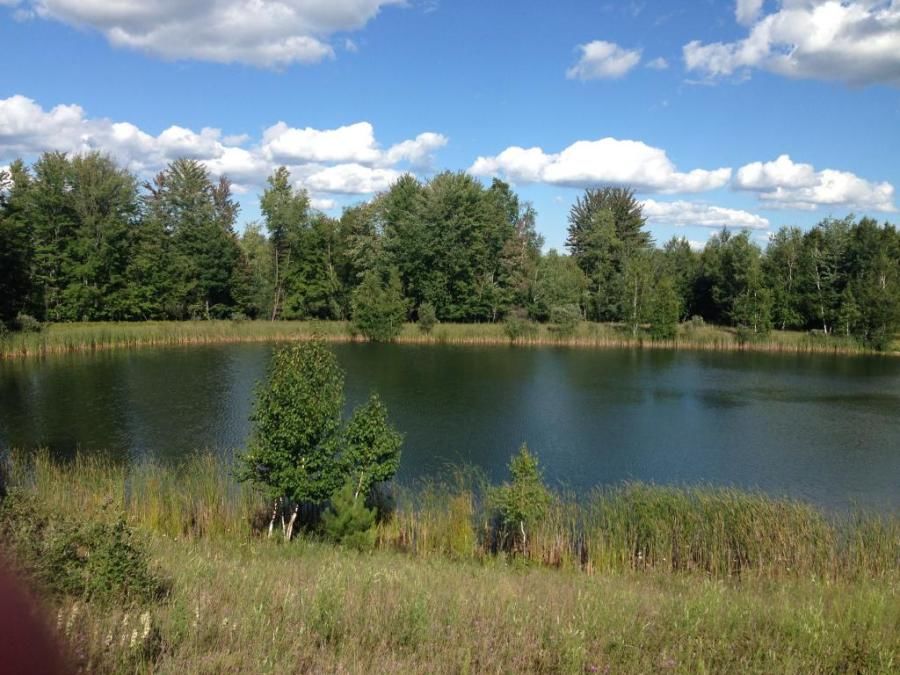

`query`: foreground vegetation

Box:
[1,318,888,360]
[1,450,898,673]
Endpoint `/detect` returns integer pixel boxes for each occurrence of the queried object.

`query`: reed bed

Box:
[1,320,887,360]
[4,451,897,582]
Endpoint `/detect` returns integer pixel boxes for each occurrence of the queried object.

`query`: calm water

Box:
[1,343,898,511]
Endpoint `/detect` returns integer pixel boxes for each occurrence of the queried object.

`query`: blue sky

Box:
[1,0,899,250]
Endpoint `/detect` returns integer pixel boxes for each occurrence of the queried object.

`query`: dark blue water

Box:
[1,343,898,511]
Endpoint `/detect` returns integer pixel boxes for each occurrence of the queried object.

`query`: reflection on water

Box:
[1,343,899,511]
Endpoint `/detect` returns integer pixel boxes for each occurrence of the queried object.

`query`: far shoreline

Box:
[2,320,894,361]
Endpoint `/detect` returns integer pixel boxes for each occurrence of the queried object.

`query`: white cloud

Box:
[735,0,765,26]
[685,1,900,86]
[303,164,402,194]
[383,132,448,168]
[9,0,402,67]
[645,57,669,70]
[310,197,337,210]
[734,154,896,211]
[470,138,731,193]
[0,94,444,196]
[262,121,383,165]
[567,40,642,80]
[642,199,770,229]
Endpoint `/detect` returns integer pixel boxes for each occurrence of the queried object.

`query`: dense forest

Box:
[1,153,899,348]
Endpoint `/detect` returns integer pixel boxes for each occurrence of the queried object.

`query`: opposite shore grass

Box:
[2,450,898,673]
[1,319,892,360]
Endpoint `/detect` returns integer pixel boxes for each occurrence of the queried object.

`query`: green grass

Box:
[2,451,898,672]
[1,319,891,359]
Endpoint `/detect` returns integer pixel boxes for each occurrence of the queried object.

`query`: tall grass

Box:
[4,451,897,581]
[1,319,889,360]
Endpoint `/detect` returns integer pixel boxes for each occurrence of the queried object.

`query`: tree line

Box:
[1,152,898,348]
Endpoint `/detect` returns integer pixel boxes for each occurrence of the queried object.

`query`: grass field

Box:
[1,319,887,360]
[1,451,897,673]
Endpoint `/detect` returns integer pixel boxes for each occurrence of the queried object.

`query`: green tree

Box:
[0,162,32,325]
[764,227,804,330]
[646,273,681,340]
[340,394,403,500]
[530,250,588,322]
[351,268,408,341]
[417,301,437,334]
[566,188,652,322]
[260,167,310,320]
[490,445,551,552]
[144,159,242,318]
[238,341,345,540]
[321,480,377,551]
[238,341,403,540]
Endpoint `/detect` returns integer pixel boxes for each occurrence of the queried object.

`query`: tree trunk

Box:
[284,503,300,542]
[267,498,280,539]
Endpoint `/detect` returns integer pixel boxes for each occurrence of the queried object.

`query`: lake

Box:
[1,343,898,511]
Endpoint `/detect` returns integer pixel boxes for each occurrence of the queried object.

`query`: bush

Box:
[503,310,538,342]
[548,304,580,338]
[417,302,437,335]
[14,313,42,333]
[0,491,164,606]
[230,311,249,323]
[322,481,377,551]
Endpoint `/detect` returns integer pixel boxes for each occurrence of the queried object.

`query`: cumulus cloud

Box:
[735,0,765,26]
[567,40,642,80]
[685,1,900,86]
[0,94,444,196]
[470,138,731,193]
[645,57,669,70]
[310,197,337,210]
[642,199,770,229]
[303,163,402,194]
[5,0,402,67]
[734,154,896,211]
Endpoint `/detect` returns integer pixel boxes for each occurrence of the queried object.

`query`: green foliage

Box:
[341,394,403,501]
[238,341,345,505]
[238,341,403,513]
[322,480,377,551]
[490,445,551,550]
[548,304,581,337]
[646,274,681,340]
[503,310,538,342]
[417,301,437,334]
[351,268,408,341]
[0,491,163,605]
[14,312,42,333]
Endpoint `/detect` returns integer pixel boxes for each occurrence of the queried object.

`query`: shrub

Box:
[417,302,437,335]
[503,310,538,342]
[322,481,377,551]
[0,491,164,606]
[548,304,580,338]
[230,311,249,323]
[490,445,551,552]
[14,313,42,333]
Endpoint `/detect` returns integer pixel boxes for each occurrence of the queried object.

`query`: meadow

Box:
[1,451,897,673]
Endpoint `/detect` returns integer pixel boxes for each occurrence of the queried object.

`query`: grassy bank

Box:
[1,451,898,673]
[1,319,888,360]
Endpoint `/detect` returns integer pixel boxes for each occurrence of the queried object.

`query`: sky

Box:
[1,0,899,251]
